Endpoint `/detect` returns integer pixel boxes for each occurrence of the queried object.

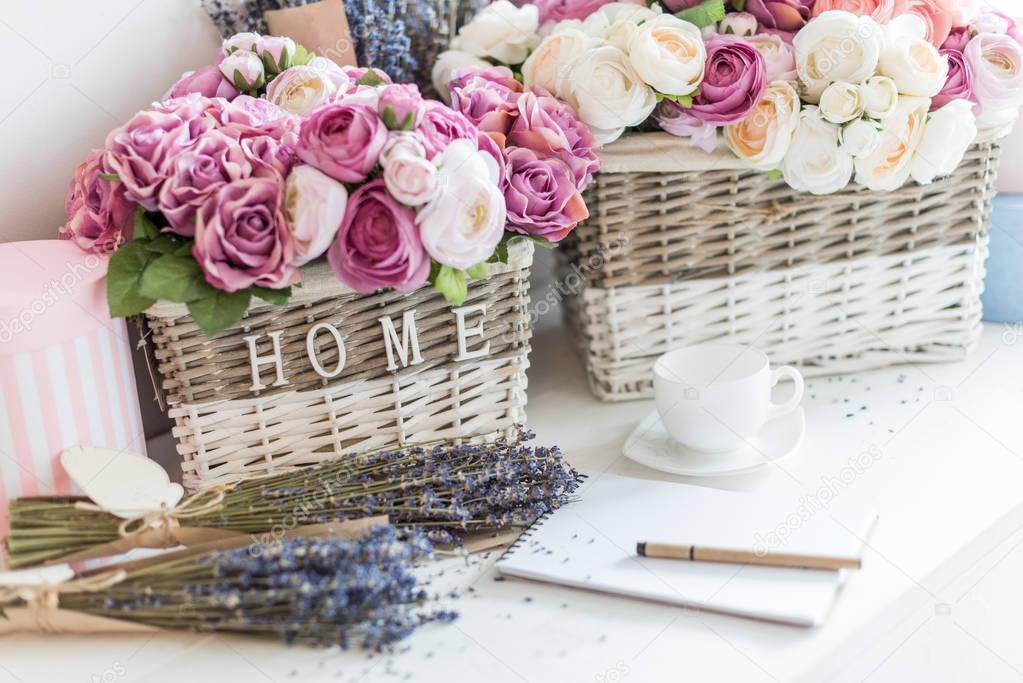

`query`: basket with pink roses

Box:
[436,1,1023,400]
[58,32,589,489]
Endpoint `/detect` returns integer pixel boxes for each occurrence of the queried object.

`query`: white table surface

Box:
[4,314,1023,683]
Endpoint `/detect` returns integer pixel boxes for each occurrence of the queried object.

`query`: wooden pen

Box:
[636,541,862,571]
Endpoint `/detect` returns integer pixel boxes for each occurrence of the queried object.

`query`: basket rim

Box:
[146,237,534,319]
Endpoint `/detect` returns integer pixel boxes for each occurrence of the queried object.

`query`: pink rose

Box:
[532,0,632,24]
[327,179,429,294]
[971,9,1023,46]
[964,33,1023,124]
[688,36,767,125]
[653,101,719,154]
[217,95,299,144]
[295,102,387,183]
[239,135,295,179]
[158,130,255,236]
[193,177,298,292]
[169,65,240,101]
[341,66,393,84]
[383,154,438,207]
[932,48,975,110]
[417,100,480,160]
[377,84,426,129]
[811,0,908,23]
[59,150,135,254]
[449,66,524,137]
[905,0,956,48]
[506,90,599,191]
[748,33,798,82]
[942,26,972,52]
[104,109,202,210]
[745,0,815,34]
[504,147,588,243]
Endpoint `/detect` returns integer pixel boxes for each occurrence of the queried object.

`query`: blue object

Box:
[983,194,1023,324]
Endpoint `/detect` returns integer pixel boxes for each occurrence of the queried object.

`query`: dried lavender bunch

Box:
[7,430,581,568]
[4,526,454,650]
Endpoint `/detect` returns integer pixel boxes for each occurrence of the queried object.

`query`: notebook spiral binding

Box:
[497,473,588,562]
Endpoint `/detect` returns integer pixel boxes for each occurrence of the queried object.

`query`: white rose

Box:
[431,50,490,103]
[581,3,663,52]
[794,12,884,103]
[284,165,348,266]
[265,66,336,116]
[223,32,260,54]
[840,119,881,158]
[522,28,595,98]
[454,0,540,64]
[307,56,352,91]
[219,50,265,90]
[384,155,439,207]
[628,15,707,96]
[782,106,854,195]
[819,81,865,124]
[860,75,899,119]
[972,11,1011,36]
[725,81,801,170]
[381,132,427,166]
[719,12,759,38]
[854,96,929,191]
[910,100,978,185]
[566,45,658,144]
[878,38,949,98]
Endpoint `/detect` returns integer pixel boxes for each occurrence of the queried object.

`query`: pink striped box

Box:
[0,241,146,535]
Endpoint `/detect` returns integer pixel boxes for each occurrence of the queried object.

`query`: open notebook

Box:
[497,474,877,626]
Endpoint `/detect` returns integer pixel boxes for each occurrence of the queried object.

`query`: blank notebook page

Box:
[496,473,876,626]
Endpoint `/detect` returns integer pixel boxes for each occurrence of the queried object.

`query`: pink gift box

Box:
[0,241,146,533]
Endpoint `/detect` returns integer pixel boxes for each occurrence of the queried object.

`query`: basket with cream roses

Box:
[57,32,596,487]
[436,0,1022,400]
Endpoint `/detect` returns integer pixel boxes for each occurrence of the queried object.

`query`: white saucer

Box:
[623,407,805,477]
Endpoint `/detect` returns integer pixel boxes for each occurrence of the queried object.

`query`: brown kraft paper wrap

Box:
[265,0,357,67]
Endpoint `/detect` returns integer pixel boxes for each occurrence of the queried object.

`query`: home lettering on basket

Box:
[241,304,492,392]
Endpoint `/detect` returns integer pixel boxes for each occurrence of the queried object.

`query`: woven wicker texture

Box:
[147,241,533,489]
[559,136,999,401]
[564,141,998,288]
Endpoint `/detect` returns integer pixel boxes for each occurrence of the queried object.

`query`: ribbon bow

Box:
[0,570,126,634]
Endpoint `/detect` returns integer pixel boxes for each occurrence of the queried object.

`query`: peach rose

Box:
[854,95,929,191]
[903,0,956,48]
[811,0,908,24]
[724,81,801,170]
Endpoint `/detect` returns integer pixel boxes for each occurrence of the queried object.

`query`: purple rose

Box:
[239,135,295,179]
[532,0,626,23]
[104,108,203,210]
[942,26,972,52]
[59,150,135,254]
[169,65,239,101]
[296,102,387,183]
[653,101,719,154]
[417,100,480,160]
[745,0,814,34]
[449,66,524,137]
[932,48,975,111]
[377,84,426,129]
[327,179,429,294]
[504,147,589,243]
[506,90,599,190]
[193,177,298,292]
[688,36,767,125]
[157,130,254,236]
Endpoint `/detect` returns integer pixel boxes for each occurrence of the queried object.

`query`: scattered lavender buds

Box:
[7,430,581,567]
[29,526,454,650]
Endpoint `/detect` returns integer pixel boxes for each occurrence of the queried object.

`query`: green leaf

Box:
[400,112,416,131]
[252,285,292,306]
[766,168,784,181]
[292,44,315,66]
[466,262,488,279]
[261,50,281,77]
[731,0,747,10]
[143,234,190,255]
[380,106,399,130]
[107,240,157,317]
[139,254,216,303]
[433,266,468,305]
[99,173,120,182]
[133,207,160,241]
[186,290,251,337]
[676,0,726,28]
[356,69,386,87]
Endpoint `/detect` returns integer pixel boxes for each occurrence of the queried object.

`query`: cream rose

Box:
[628,15,707,96]
[522,28,595,98]
[840,118,882,158]
[454,0,540,65]
[910,99,978,185]
[725,81,801,170]
[782,107,855,195]
[581,3,663,52]
[859,75,899,119]
[265,66,336,116]
[878,38,949,98]
[431,50,490,103]
[794,12,884,102]
[384,155,439,207]
[819,81,865,124]
[854,96,929,191]
[284,165,348,266]
[565,45,657,144]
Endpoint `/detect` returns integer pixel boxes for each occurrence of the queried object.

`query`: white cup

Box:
[653,344,805,453]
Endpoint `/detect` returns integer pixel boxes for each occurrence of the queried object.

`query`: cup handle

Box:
[767,366,805,421]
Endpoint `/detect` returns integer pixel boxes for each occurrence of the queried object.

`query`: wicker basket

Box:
[560,133,999,401]
[146,241,533,489]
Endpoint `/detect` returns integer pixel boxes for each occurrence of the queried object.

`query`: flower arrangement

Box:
[434,0,1023,195]
[6,430,581,569]
[0,525,457,650]
[58,32,578,335]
